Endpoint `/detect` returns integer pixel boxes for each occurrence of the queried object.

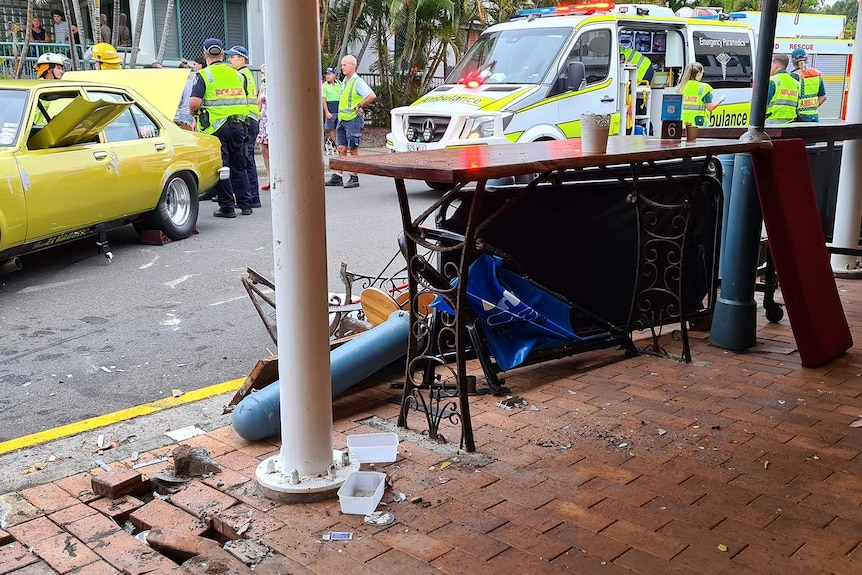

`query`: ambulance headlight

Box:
[462,116,497,140]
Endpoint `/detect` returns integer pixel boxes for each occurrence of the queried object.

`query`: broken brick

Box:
[91,468,148,499]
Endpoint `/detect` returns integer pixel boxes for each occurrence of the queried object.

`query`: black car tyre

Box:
[135,173,199,240]
[426,181,451,192]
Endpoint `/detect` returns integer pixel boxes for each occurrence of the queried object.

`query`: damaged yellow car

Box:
[0,71,222,273]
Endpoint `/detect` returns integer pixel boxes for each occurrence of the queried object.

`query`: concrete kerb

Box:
[0,393,232,495]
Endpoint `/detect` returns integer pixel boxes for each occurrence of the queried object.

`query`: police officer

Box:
[226,45,262,208]
[790,48,827,122]
[766,53,799,125]
[189,38,253,218]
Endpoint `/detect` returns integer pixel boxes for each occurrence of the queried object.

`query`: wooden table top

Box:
[329,137,773,183]
[699,121,862,144]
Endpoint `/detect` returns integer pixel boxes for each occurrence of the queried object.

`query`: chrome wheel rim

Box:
[165,177,192,227]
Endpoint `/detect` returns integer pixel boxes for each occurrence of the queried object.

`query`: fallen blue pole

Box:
[232,310,410,441]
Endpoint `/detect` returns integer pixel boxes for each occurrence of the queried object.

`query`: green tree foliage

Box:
[825,0,858,37]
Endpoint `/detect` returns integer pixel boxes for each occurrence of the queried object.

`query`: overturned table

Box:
[331,136,773,452]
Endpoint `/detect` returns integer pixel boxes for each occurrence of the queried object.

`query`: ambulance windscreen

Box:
[447,28,573,85]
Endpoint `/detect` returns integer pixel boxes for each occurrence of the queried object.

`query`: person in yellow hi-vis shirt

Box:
[325,55,376,189]
[321,67,342,149]
[676,62,725,128]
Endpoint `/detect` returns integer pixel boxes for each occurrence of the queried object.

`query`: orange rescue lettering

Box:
[215,87,245,97]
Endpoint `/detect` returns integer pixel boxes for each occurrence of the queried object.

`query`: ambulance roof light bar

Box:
[513,2,615,20]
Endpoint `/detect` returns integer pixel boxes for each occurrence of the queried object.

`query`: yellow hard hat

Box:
[91,42,123,64]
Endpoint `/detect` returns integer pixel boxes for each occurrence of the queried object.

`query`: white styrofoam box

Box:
[347,432,399,463]
[337,471,386,515]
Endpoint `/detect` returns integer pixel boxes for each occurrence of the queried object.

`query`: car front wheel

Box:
[135,174,199,240]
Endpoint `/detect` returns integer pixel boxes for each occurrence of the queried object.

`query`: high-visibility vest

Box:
[198,63,249,135]
[238,66,261,121]
[680,80,711,127]
[338,75,364,121]
[766,72,799,122]
[796,74,821,121]
[621,47,651,83]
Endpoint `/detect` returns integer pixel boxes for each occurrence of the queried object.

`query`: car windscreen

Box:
[446,27,573,85]
[0,90,28,146]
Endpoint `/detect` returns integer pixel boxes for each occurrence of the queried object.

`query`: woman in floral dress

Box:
[257,64,271,190]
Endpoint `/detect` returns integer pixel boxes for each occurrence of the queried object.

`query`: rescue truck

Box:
[387,3,757,154]
[736,11,853,120]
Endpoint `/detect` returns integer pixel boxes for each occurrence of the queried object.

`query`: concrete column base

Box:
[256,449,360,504]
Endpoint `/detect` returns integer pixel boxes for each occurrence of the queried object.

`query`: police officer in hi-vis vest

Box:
[226,45,262,207]
[189,38,253,218]
[765,53,800,125]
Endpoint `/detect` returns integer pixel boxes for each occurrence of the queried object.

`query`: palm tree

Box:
[389,0,455,100]
[156,0,175,64]
[61,0,80,70]
[15,0,35,79]
[129,0,145,67]
[70,0,86,46]
[87,0,100,44]
[111,0,120,46]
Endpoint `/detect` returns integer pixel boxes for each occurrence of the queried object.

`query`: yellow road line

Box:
[0,378,244,456]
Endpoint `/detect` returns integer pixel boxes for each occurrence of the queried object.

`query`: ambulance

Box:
[386,2,757,156]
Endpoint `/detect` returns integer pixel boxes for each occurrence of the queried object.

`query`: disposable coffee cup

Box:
[581,113,611,154]
[218,166,230,180]
[685,125,699,142]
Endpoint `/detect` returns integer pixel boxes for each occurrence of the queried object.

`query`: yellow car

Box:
[0,70,222,272]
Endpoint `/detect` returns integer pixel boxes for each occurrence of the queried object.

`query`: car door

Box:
[16,88,131,242]
[555,27,617,135]
[85,89,171,215]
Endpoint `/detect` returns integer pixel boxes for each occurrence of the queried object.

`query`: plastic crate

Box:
[337,471,386,515]
[347,432,399,463]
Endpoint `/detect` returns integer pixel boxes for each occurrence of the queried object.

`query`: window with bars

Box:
[154,0,247,61]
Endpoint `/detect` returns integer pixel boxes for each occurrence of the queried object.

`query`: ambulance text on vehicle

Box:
[386,3,756,153]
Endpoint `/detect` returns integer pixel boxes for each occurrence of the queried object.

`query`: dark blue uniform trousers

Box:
[215,118,252,214]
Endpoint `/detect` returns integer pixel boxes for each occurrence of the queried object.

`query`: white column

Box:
[830,0,862,274]
[264,0,333,476]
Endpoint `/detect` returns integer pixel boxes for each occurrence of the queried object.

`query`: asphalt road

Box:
[0,167,438,442]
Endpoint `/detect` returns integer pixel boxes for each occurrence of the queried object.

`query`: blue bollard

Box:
[232,310,410,441]
[717,154,735,279]
[710,152,762,351]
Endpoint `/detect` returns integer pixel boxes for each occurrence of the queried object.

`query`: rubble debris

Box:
[132,456,170,470]
[496,395,528,410]
[22,462,47,474]
[224,539,271,566]
[94,459,112,472]
[172,389,183,397]
[165,426,207,442]
[363,511,395,526]
[173,445,222,477]
[153,473,191,495]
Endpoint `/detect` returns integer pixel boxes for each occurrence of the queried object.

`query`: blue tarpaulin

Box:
[433,255,607,371]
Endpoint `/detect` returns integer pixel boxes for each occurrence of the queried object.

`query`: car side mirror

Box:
[567,61,586,92]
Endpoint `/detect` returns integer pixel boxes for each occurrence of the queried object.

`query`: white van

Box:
[386,3,756,153]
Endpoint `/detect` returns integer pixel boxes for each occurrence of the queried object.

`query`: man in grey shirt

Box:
[51,10,77,45]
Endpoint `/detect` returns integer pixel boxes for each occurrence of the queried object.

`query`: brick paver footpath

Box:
[1,281,860,574]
